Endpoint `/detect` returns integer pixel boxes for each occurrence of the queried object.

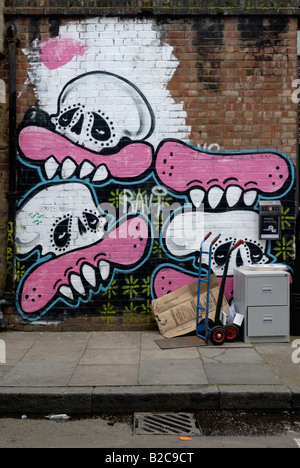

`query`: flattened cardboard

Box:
[151,273,229,338]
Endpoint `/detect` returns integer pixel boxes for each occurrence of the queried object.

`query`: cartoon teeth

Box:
[80,161,95,179]
[44,155,109,182]
[225,186,242,207]
[70,273,86,295]
[189,186,258,209]
[59,260,111,300]
[189,188,205,208]
[243,190,258,206]
[59,285,74,301]
[18,126,153,183]
[208,186,223,209]
[82,263,97,287]
[44,156,59,179]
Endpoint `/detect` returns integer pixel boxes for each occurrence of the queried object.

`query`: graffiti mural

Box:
[15,71,155,320]
[14,17,296,323]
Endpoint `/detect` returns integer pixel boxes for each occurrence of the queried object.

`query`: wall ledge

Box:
[3,0,300,17]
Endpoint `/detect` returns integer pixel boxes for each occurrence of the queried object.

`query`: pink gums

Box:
[18,126,153,179]
[156,141,289,193]
[39,36,88,70]
[20,216,148,314]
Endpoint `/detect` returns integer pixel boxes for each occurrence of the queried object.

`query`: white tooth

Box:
[44,156,59,179]
[59,285,74,301]
[208,186,224,209]
[82,264,96,288]
[80,161,95,178]
[244,190,257,206]
[226,186,242,207]
[190,188,205,208]
[70,273,85,295]
[92,164,108,182]
[61,157,77,179]
[99,260,110,280]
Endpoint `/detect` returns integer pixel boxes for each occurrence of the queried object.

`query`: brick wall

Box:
[0,11,297,330]
[0,0,8,301]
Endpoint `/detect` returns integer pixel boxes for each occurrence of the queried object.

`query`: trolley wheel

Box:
[200,318,214,329]
[225,324,239,342]
[209,326,226,346]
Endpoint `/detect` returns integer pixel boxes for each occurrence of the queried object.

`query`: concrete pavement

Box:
[0,330,299,415]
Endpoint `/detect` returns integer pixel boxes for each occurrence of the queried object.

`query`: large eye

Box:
[83,212,100,231]
[58,108,79,128]
[53,217,71,248]
[246,241,263,263]
[91,112,111,141]
[214,241,232,266]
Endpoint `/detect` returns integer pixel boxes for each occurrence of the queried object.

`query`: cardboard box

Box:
[151,273,229,338]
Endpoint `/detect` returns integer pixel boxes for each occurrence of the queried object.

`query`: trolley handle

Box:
[199,232,212,254]
[232,239,244,250]
[211,233,221,245]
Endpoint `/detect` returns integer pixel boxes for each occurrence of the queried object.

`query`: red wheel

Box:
[210,326,226,346]
[225,324,239,342]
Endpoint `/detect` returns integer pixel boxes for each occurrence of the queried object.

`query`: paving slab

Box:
[69,363,139,386]
[204,362,282,385]
[138,358,208,385]
[78,348,140,366]
[2,361,76,387]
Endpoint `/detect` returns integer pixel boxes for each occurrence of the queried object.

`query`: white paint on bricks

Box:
[23,17,191,148]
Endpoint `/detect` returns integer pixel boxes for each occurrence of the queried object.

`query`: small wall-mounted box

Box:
[259,200,282,240]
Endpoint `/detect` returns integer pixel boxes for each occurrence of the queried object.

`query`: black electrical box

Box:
[259,200,282,240]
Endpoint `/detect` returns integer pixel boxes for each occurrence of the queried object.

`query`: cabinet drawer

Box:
[246,276,288,306]
[247,306,289,337]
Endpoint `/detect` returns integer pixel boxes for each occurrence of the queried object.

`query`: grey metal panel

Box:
[247,306,289,337]
[246,275,288,306]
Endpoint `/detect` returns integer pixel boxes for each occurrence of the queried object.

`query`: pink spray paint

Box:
[39,36,88,70]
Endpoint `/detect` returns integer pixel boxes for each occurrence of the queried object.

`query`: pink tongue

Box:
[20,216,148,314]
[18,126,153,179]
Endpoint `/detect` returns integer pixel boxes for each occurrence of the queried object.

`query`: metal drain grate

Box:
[134,412,202,436]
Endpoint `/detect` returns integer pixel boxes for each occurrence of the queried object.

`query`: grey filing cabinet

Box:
[233,267,289,343]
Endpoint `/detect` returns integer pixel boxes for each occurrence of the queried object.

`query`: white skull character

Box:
[50,71,155,152]
[164,209,270,275]
[16,182,107,257]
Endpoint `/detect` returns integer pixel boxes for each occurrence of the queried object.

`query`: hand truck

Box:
[196,232,221,344]
[209,239,244,345]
